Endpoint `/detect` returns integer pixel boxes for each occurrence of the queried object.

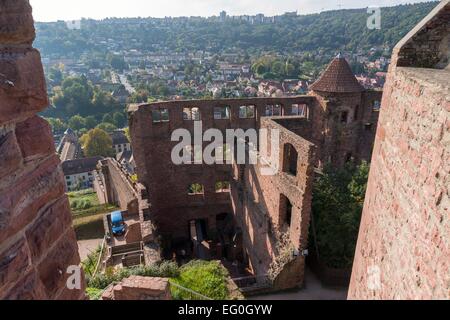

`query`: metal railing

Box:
[169,281,213,300]
[92,236,107,277]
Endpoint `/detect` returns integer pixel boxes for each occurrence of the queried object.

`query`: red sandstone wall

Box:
[0,0,85,300]
[230,117,316,287]
[97,158,139,215]
[129,97,316,243]
[349,1,449,300]
[349,67,449,299]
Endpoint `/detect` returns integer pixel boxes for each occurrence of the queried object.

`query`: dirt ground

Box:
[78,238,103,261]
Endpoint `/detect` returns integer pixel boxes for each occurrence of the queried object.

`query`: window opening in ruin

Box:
[291,104,307,117]
[280,194,293,227]
[354,105,359,121]
[340,111,349,124]
[265,104,282,116]
[345,152,353,163]
[283,143,298,176]
[188,183,204,195]
[286,201,293,227]
[189,219,208,242]
[214,106,231,119]
[373,101,381,111]
[215,181,231,193]
[152,108,169,123]
[239,105,255,118]
[183,107,201,120]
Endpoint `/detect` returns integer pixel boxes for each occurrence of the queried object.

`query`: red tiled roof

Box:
[310,54,364,93]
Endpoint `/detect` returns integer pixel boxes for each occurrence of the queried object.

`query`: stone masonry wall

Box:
[230,117,316,288]
[129,97,316,244]
[0,0,85,300]
[95,158,139,215]
[348,1,449,299]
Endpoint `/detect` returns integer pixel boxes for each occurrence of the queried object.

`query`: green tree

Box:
[80,128,114,157]
[123,127,131,142]
[96,122,117,133]
[311,161,370,268]
[53,76,94,117]
[68,115,86,131]
[46,117,67,134]
[102,113,114,124]
[84,116,98,130]
[113,112,126,128]
[48,67,63,85]
[108,54,128,71]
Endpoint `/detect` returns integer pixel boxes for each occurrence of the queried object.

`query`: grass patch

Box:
[68,189,118,218]
[72,203,119,218]
[73,213,105,240]
[170,260,230,300]
[86,287,103,300]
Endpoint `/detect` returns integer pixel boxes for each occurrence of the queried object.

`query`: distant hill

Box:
[34,2,438,57]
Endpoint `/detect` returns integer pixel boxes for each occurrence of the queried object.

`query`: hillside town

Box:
[0,0,448,305]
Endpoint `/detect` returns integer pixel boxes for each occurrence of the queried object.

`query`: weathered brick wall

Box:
[129,90,379,288]
[395,1,449,69]
[0,0,85,300]
[309,90,382,167]
[129,97,316,244]
[95,158,139,215]
[102,276,171,300]
[349,1,449,299]
[230,117,316,288]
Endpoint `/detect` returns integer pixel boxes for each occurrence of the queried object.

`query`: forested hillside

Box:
[35,2,437,57]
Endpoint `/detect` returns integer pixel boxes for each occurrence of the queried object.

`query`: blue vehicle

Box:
[111,211,126,236]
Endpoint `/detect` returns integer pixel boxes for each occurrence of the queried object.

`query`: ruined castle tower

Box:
[348,0,449,299]
[0,0,85,299]
[310,54,382,167]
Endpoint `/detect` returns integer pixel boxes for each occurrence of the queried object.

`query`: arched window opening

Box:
[283,143,298,176]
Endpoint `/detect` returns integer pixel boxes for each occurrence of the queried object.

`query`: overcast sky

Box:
[29,0,433,22]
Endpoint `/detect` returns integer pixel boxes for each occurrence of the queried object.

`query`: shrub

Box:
[81,246,102,277]
[310,161,369,268]
[86,261,180,289]
[170,260,229,300]
[71,199,93,210]
[86,287,103,300]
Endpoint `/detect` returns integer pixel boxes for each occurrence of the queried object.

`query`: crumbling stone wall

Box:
[94,158,140,215]
[349,0,449,299]
[230,117,316,288]
[310,90,383,167]
[102,276,171,300]
[128,97,316,245]
[129,87,382,288]
[0,0,85,300]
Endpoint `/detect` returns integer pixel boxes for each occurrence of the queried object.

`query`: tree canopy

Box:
[80,128,114,157]
[311,161,370,269]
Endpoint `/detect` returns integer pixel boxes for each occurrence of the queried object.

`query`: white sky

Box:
[30,0,433,22]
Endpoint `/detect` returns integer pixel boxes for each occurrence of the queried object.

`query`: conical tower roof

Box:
[310,54,364,93]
